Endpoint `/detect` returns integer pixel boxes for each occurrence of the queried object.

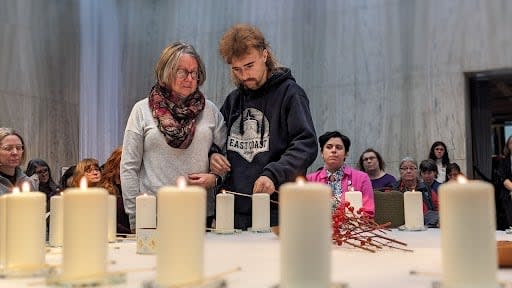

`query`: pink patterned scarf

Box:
[148,84,205,149]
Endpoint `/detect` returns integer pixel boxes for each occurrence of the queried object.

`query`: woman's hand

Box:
[187,173,216,189]
[210,153,231,176]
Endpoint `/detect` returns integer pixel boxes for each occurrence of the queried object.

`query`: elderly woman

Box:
[392,157,438,227]
[121,42,226,231]
[358,148,396,190]
[307,131,374,216]
[26,159,60,210]
[0,128,34,194]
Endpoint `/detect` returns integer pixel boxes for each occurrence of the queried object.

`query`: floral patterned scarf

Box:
[148,84,205,149]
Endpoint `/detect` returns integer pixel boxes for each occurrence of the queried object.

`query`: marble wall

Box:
[1,0,512,180]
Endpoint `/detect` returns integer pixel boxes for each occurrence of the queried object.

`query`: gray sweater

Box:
[0,167,35,195]
[120,98,226,229]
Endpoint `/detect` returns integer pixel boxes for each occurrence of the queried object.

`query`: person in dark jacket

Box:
[25,159,60,211]
[210,24,318,229]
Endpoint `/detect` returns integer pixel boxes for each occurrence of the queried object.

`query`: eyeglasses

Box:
[176,69,199,80]
[400,167,417,171]
[0,144,24,152]
[85,166,100,174]
[363,156,377,162]
[35,167,49,175]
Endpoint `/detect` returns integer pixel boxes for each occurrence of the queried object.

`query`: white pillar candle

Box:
[0,195,7,268]
[62,178,108,281]
[252,193,270,230]
[403,190,423,229]
[157,177,206,286]
[107,194,117,242]
[344,190,362,213]
[5,186,46,271]
[439,179,497,287]
[280,181,331,288]
[49,194,63,247]
[215,191,234,231]
[136,193,156,229]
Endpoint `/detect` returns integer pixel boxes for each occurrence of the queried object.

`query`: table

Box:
[2,229,512,287]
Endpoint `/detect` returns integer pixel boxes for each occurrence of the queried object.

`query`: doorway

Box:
[468,69,512,229]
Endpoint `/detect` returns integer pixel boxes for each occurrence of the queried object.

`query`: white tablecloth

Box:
[2,229,512,288]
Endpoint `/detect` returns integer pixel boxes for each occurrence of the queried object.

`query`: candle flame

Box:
[12,187,20,194]
[143,193,147,196]
[457,175,468,184]
[349,186,354,192]
[177,176,187,189]
[79,177,88,190]
[296,176,306,186]
[21,182,30,192]
[221,189,226,194]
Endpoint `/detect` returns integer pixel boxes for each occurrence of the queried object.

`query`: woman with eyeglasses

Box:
[25,158,60,210]
[392,157,439,227]
[0,127,34,194]
[358,148,396,190]
[121,42,226,231]
[71,158,102,187]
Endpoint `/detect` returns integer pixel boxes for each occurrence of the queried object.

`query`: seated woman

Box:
[392,157,438,227]
[26,159,60,210]
[307,131,374,216]
[0,127,34,194]
[428,141,450,184]
[71,158,102,187]
[98,147,131,234]
[358,148,396,190]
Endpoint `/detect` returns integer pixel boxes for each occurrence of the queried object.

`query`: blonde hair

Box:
[154,41,206,88]
[72,158,100,187]
[0,127,26,163]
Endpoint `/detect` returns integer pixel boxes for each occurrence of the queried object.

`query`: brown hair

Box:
[98,147,122,195]
[358,148,386,172]
[72,158,100,187]
[154,41,206,88]
[0,127,26,163]
[219,24,280,82]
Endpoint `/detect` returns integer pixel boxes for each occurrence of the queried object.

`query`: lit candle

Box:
[157,176,206,286]
[5,184,46,271]
[107,194,116,242]
[49,194,63,247]
[136,193,156,229]
[0,194,7,268]
[280,179,331,287]
[344,188,362,213]
[252,193,270,231]
[215,190,234,231]
[62,177,108,281]
[439,178,497,287]
[403,190,423,229]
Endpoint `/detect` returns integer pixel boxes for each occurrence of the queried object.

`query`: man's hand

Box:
[210,153,231,176]
[253,176,275,194]
[187,173,216,189]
